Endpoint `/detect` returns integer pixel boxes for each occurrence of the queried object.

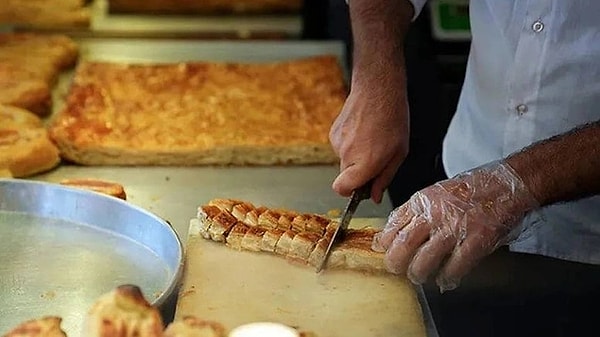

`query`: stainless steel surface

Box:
[0,179,183,336]
[90,0,302,37]
[35,38,436,335]
[316,182,372,273]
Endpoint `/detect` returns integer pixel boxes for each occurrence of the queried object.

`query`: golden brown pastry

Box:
[195,199,386,273]
[59,178,128,200]
[0,33,79,116]
[0,104,60,178]
[164,316,226,337]
[82,285,164,337]
[49,56,346,166]
[0,0,90,29]
[2,317,66,337]
[0,105,60,177]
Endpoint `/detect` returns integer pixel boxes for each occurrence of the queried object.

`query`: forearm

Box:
[506,120,600,206]
[348,0,414,87]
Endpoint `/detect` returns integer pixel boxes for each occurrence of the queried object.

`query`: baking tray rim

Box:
[0,177,185,307]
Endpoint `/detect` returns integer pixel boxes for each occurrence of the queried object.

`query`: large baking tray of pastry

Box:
[48,38,348,167]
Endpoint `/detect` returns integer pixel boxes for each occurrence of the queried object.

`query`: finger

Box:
[332,161,375,197]
[370,151,406,203]
[383,216,431,275]
[372,203,411,252]
[406,228,455,285]
[435,229,493,292]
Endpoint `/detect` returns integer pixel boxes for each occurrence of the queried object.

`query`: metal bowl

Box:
[0,179,183,335]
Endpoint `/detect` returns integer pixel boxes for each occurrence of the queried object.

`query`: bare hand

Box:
[329,71,409,203]
[372,161,539,291]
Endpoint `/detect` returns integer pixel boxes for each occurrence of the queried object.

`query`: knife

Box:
[316,180,373,273]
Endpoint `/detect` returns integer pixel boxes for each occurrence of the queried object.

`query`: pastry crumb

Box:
[326,208,341,217]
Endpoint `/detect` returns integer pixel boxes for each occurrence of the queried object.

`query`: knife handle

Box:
[355,179,374,201]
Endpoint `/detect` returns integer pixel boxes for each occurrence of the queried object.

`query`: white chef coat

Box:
[409,0,600,264]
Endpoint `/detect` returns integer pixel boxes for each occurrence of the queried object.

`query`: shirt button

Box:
[532,20,544,33]
[516,104,528,115]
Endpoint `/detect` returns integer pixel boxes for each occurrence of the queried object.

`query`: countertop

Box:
[33,165,439,337]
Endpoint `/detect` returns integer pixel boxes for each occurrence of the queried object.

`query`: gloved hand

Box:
[372,161,540,291]
[329,72,409,204]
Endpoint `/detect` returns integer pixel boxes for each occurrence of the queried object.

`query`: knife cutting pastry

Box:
[195,198,386,273]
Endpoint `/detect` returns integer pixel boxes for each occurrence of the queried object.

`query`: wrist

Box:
[505,155,550,206]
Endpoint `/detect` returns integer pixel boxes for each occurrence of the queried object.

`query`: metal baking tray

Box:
[0,179,183,336]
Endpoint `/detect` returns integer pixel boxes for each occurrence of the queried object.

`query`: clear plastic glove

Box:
[329,78,409,204]
[372,161,539,292]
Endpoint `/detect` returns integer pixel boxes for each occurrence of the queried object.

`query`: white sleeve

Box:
[345,0,429,22]
[407,0,429,20]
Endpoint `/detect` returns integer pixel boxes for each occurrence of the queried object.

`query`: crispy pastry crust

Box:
[0,1,90,28]
[59,178,127,200]
[0,33,79,116]
[197,199,387,273]
[3,316,66,337]
[49,56,346,166]
[163,316,226,337]
[82,285,164,337]
[0,105,60,177]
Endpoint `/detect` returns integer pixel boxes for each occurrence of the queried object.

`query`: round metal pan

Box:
[0,179,183,335]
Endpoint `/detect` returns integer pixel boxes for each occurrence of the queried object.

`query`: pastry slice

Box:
[3,316,66,337]
[257,210,280,229]
[226,222,250,250]
[0,128,60,178]
[276,214,294,230]
[288,231,321,262]
[231,201,254,223]
[164,316,226,337]
[208,198,241,212]
[0,104,43,129]
[197,205,222,239]
[240,226,267,252]
[307,235,330,268]
[59,178,127,200]
[331,228,386,272]
[260,228,285,253]
[82,284,163,337]
[304,215,329,235]
[208,210,237,242]
[0,79,50,116]
[274,230,296,256]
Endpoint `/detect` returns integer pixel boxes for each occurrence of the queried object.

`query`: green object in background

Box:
[430,0,471,41]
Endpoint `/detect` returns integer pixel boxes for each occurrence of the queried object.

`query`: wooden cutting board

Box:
[175,218,427,337]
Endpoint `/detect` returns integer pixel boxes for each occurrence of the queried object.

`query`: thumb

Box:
[332,163,373,198]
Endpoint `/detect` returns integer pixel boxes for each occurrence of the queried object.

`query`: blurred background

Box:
[0,0,470,207]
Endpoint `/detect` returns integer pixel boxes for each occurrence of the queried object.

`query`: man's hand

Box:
[372,161,539,291]
[329,0,415,203]
[329,76,409,203]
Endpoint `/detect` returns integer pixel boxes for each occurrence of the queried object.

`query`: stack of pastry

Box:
[193,198,386,272]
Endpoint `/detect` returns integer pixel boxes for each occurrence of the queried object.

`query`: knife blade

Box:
[316,180,373,273]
